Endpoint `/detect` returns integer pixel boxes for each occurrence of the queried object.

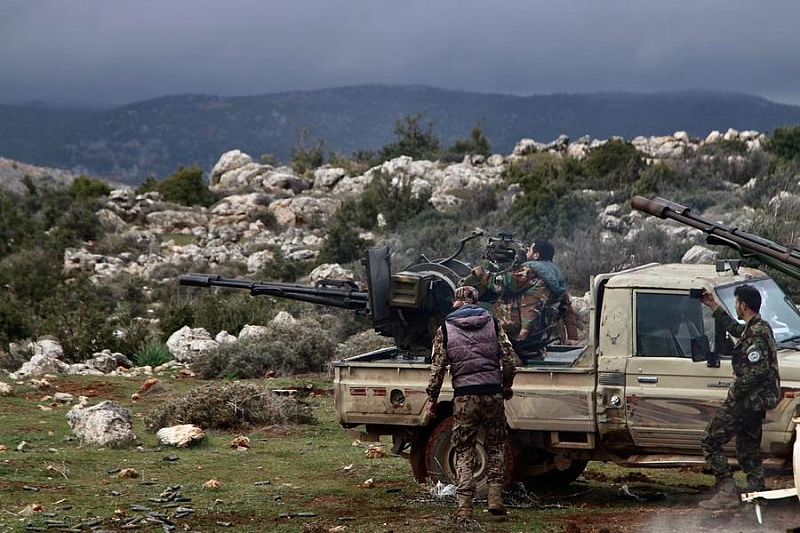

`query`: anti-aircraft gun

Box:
[179,231,486,358]
[631,195,800,280]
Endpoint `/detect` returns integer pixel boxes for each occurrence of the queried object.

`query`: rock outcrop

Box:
[66,401,137,447]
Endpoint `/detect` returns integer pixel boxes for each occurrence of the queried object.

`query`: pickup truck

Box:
[332,262,800,493]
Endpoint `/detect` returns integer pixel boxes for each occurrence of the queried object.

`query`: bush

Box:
[443,124,491,161]
[378,113,441,162]
[192,319,337,379]
[256,250,315,282]
[144,382,315,432]
[767,125,800,160]
[583,139,644,190]
[133,340,173,367]
[291,129,326,176]
[137,165,216,207]
[699,139,748,157]
[69,176,111,199]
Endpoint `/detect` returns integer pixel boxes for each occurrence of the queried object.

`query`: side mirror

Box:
[691,335,711,362]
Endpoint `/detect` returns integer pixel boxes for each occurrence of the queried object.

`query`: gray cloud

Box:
[1,0,799,106]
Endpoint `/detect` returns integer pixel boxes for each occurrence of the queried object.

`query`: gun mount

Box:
[631,196,800,281]
[179,231,485,358]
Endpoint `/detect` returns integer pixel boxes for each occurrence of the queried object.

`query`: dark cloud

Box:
[1,0,799,106]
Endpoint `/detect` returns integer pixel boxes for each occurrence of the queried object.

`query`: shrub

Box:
[192,319,337,379]
[631,162,680,196]
[583,139,644,190]
[335,330,394,360]
[69,176,111,199]
[443,124,491,161]
[767,125,800,160]
[133,340,173,367]
[256,250,315,282]
[144,382,315,432]
[699,139,748,157]
[137,165,216,207]
[291,129,326,176]
[378,113,441,162]
[317,218,368,264]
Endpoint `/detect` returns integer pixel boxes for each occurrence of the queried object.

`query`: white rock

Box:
[33,339,65,360]
[268,196,340,228]
[603,203,624,218]
[96,209,128,232]
[53,392,74,403]
[166,326,219,364]
[238,324,271,341]
[0,381,11,396]
[272,311,297,326]
[246,250,275,273]
[210,150,254,185]
[673,131,690,143]
[215,331,237,344]
[309,263,355,283]
[145,210,209,231]
[512,138,542,157]
[486,154,505,167]
[705,130,722,144]
[66,401,137,447]
[9,354,67,380]
[723,128,740,141]
[156,424,205,447]
[313,166,347,190]
[90,350,134,374]
[287,249,316,261]
[681,245,719,264]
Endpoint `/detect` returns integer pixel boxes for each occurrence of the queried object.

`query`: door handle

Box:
[707,382,732,389]
[637,376,658,384]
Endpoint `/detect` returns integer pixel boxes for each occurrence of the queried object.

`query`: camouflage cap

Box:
[454,286,479,304]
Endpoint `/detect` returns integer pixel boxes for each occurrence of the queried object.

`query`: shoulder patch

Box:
[747,349,762,363]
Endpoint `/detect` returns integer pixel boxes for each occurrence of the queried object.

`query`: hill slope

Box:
[2,85,800,183]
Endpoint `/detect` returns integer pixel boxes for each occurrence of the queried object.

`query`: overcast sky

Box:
[1,0,799,107]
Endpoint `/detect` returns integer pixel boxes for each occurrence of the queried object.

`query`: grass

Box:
[0,375,795,532]
[162,232,196,246]
[132,340,172,368]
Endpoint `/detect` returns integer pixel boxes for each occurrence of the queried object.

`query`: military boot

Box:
[699,477,740,510]
[454,494,473,518]
[487,484,508,516]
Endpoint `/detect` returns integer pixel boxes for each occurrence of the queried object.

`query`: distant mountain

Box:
[2,85,800,184]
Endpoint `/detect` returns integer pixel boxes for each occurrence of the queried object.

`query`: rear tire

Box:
[425,416,516,498]
[520,453,588,491]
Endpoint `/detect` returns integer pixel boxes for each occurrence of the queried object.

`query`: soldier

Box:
[426,285,516,518]
[698,284,781,510]
[471,239,567,361]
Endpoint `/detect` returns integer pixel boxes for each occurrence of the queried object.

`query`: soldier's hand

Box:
[699,289,717,310]
[471,265,485,278]
[427,400,437,418]
[503,388,513,400]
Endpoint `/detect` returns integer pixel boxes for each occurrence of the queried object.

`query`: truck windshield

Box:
[716,278,800,343]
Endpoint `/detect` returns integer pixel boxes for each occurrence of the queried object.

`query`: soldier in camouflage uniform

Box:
[426,286,517,518]
[698,284,781,510]
[471,240,567,361]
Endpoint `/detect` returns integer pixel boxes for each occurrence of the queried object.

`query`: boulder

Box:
[210,193,270,217]
[309,263,355,283]
[272,311,297,326]
[156,424,205,447]
[9,354,67,380]
[313,167,347,190]
[53,392,74,403]
[215,162,269,190]
[512,138,544,157]
[723,128,740,141]
[90,350,134,373]
[210,150,254,185]
[246,249,275,273]
[238,324,271,341]
[66,401,137,447]
[673,131,690,143]
[33,339,64,360]
[96,209,128,232]
[681,245,718,265]
[268,196,340,227]
[215,331,238,344]
[166,326,219,363]
[705,130,722,144]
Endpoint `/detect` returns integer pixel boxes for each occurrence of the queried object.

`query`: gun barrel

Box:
[179,274,369,311]
[631,196,800,278]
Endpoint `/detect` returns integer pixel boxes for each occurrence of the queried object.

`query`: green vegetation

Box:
[378,113,441,162]
[137,165,216,207]
[290,129,326,176]
[582,139,644,190]
[767,125,800,160]
[443,123,491,161]
[69,175,112,199]
[133,339,173,367]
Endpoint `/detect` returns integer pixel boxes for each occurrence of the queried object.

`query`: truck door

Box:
[625,290,732,452]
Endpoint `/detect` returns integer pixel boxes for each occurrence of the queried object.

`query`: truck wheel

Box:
[425,416,515,498]
[521,457,588,491]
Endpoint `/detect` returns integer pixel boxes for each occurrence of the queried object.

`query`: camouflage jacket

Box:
[473,261,566,342]
[713,308,780,411]
[426,318,517,402]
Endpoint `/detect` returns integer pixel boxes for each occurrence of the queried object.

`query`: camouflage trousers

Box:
[701,397,765,490]
[452,393,507,498]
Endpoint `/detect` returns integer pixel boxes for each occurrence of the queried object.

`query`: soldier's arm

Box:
[426,328,448,402]
[496,323,517,389]
[712,307,747,338]
[729,337,772,400]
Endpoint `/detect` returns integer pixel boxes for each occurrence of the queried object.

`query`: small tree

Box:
[767,125,800,160]
[137,165,216,207]
[70,176,111,199]
[379,113,441,162]
[583,139,644,189]
[445,124,491,160]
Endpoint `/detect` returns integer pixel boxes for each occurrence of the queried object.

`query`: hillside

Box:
[2,85,800,183]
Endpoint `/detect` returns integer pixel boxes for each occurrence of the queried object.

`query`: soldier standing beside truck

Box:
[698,284,781,510]
[425,286,517,518]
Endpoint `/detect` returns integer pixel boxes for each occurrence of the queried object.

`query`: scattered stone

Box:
[53,392,74,403]
[203,479,221,490]
[163,455,180,462]
[215,522,232,527]
[0,445,6,452]
[66,401,137,447]
[117,468,139,479]
[18,503,44,516]
[0,381,12,395]
[17,441,31,452]
[230,436,250,450]
[364,445,385,459]
[360,478,375,488]
[156,424,205,447]
[177,368,196,378]
[22,485,40,491]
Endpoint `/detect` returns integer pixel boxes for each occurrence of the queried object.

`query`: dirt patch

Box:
[52,381,123,398]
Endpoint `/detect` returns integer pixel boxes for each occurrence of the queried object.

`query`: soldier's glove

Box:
[503,388,513,400]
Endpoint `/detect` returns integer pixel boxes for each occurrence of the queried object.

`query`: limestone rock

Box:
[246,249,275,273]
[53,392,74,403]
[145,210,209,231]
[268,196,339,227]
[156,424,205,447]
[309,263,355,283]
[166,326,219,363]
[9,354,67,380]
[272,311,296,326]
[66,401,137,447]
[238,324,271,341]
[33,339,65,360]
[705,130,722,144]
[90,350,134,373]
[0,381,11,396]
[210,150,254,186]
[215,331,237,344]
[313,166,347,190]
[673,131,690,143]
[96,208,128,232]
[682,245,718,265]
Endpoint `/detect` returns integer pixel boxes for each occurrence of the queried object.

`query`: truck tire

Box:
[425,416,515,497]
